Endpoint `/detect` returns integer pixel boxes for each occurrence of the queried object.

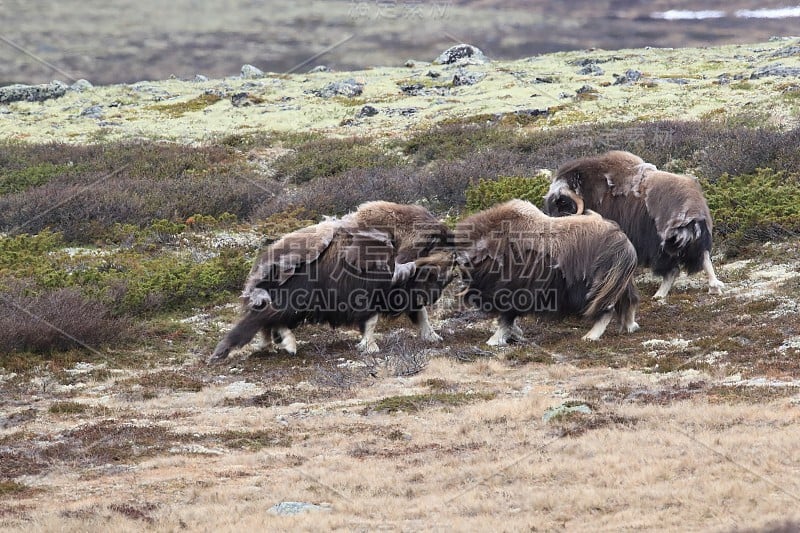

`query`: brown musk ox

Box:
[208,201,456,363]
[543,150,724,300]
[455,199,640,344]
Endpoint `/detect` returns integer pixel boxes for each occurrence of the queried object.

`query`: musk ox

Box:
[208,201,456,363]
[543,150,724,300]
[455,199,640,344]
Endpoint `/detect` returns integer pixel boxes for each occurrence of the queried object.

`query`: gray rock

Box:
[240,64,264,79]
[193,74,209,82]
[310,78,364,98]
[613,69,642,85]
[0,80,68,103]
[578,63,604,76]
[771,44,800,58]
[357,105,378,118]
[434,44,488,66]
[268,502,331,516]
[70,79,93,92]
[542,402,592,423]
[452,68,486,87]
[308,65,329,73]
[750,64,800,79]
[576,84,596,94]
[426,70,441,78]
[231,92,257,107]
[80,105,104,119]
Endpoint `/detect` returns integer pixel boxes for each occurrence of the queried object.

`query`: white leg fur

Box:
[417,307,443,342]
[277,327,297,355]
[653,268,679,301]
[703,251,725,295]
[582,312,614,341]
[487,317,524,346]
[356,314,380,353]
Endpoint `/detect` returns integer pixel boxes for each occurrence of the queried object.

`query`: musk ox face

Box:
[543,183,583,217]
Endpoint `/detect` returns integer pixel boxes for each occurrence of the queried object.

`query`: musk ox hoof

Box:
[486,336,508,347]
[625,322,640,333]
[421,331,443,342]
[708,281,724,295]
[356,338,380,353]
[581,332,602,341]
[652,294,668,303]
[207,350,229,365]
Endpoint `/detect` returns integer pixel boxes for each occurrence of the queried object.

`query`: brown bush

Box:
[0,281,133,353]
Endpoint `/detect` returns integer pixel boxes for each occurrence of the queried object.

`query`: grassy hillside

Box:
[1,40,800,531]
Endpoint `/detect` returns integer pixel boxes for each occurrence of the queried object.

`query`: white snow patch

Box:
[736,7,800,18]
[651,10,725,20]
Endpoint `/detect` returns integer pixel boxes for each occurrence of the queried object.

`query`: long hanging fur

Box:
[543,150,723,299]
[209,201,455,362]
[455,200,640,344]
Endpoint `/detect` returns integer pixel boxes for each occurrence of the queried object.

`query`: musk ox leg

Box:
[271,327,297,355]
[652,268,680,301]
[487,315,524,346]
[208,311,265,364]
[356,314,380,353]
[621,305,640,333]
[410,307,443,342]
[703,251,725,295]
[582,312,614,341]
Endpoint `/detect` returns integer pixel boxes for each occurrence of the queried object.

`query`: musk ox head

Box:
[543,150,653,217]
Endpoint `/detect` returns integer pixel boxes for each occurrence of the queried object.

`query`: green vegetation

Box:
[465,175,551,212]
[272,136,404,183]
[702,168,800,254]
[49,401,89,415]
[370,391,496,413]
[151,93,222,117]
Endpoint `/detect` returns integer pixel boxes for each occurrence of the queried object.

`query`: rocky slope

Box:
[2,39,800,145]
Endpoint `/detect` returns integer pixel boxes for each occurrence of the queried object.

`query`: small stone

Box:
[613,69,642,85]
[434,44,488,66]
[240,64,264,79]
[357,105,378,118]
[268,502,331,516]
[308,65,329,73]
[452,68,486,86]
[231,92,255,107]
[426,70,441,78]
[310,78,364,98]
[70,79,93,92]
[576,84,596,94]
[80,105,103,119]
[750,64,800,79]
[542,402,592,423]
[193,74,209,82]
[0,80,68,103]
[578,63,604,76]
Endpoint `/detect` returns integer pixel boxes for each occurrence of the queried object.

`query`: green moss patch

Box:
[151,93,222,117]
[465,175,551,212]
[369,391,496,414]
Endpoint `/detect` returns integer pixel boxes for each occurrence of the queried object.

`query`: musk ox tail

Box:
[582,237,638,319]
[661,219,712,275]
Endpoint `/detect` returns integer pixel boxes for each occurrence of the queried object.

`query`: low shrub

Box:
[271,137,403,184]
[702,168,800,254]
[465,175,551,212]
[0,282,133,353]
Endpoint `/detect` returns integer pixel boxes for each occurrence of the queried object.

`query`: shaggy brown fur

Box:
[455,200,640,344]
[543,150,724,299]
[209,201,455,362]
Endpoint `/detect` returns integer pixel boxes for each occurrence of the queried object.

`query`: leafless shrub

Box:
[0,281,133,353]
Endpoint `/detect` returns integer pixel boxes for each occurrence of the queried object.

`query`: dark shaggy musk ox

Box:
[208,201,456,363]
[455,199,640,344]
[543,150,724,300]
